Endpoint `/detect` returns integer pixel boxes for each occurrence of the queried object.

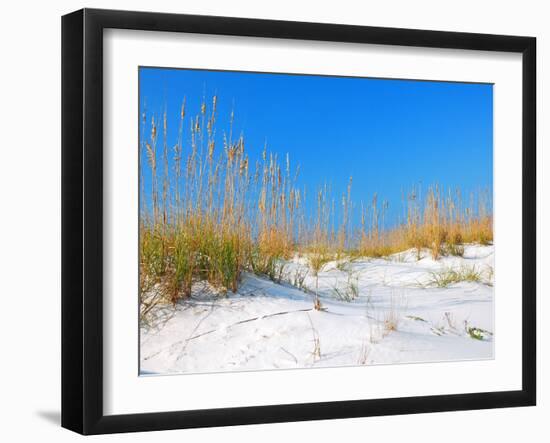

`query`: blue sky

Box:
[139,67,493,227]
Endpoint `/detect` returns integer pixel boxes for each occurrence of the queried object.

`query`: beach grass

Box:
[139,95,493,307]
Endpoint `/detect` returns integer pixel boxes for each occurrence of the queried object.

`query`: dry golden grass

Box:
[356,185,492,260]
[139,94,493,309]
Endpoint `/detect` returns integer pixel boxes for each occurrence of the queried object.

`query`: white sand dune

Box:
[140,244,494,375]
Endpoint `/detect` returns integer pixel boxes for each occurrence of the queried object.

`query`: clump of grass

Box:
[290,267,309,292]
[382,293,405,336]
[248,227,290,282]
[140,226,168,292]
[170,230,194,300]
[467,328,484,340]
[383,309,399,335]
[331,267,360,302]
[140,95,303,302]
[426,265,482,288]
[309,251,330,309]
[331,281,358,302]
[464,321,493,341]
[336,258,351,272]
[406,315,427,322]
[443,242,465,257]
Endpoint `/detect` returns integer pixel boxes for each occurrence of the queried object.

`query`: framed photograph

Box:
[61,8,536,435]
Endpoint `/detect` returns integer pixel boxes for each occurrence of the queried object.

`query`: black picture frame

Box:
[62,8,536,435]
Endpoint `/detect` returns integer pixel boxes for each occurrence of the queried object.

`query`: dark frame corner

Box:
[62,8,536,435]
